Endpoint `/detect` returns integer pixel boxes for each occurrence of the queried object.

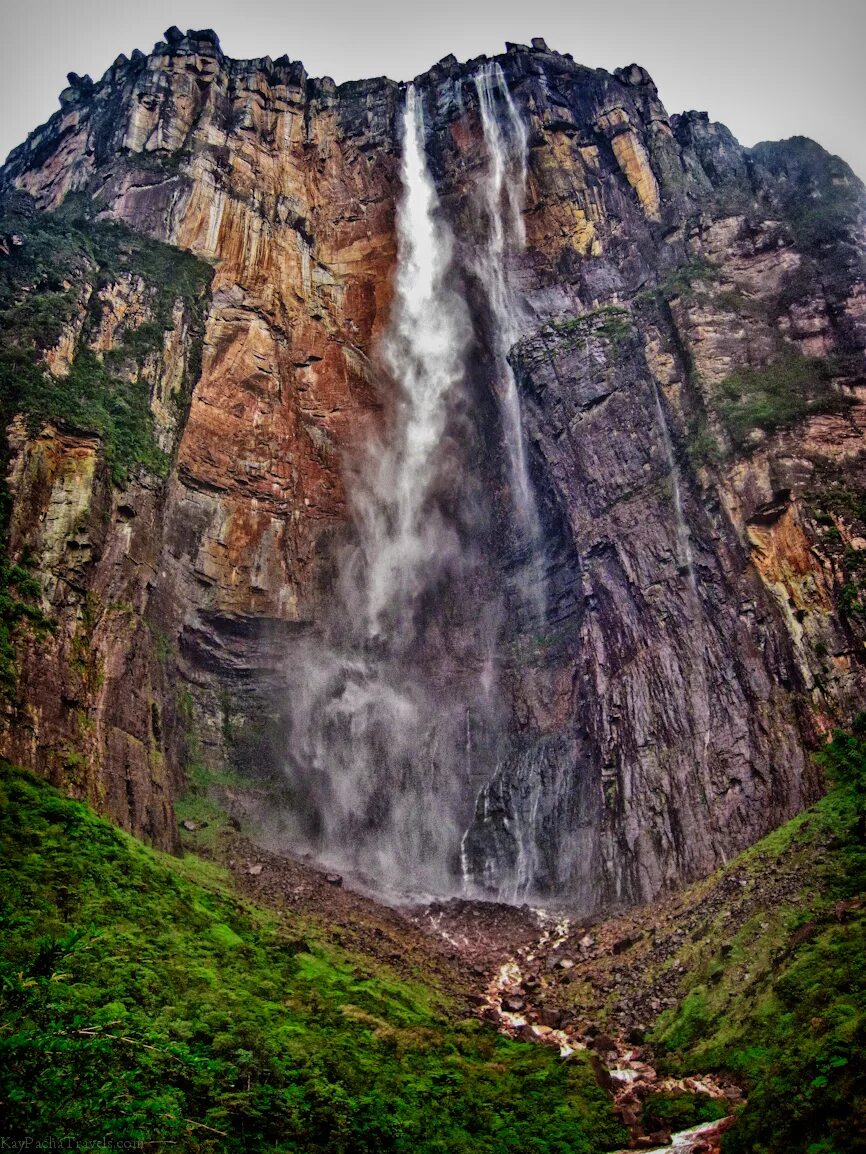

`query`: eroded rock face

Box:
[1,29,865,905]
[2,417,181,847]
[461,314,814,905]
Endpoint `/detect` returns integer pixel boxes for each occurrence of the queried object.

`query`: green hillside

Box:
[0,761,626,1153]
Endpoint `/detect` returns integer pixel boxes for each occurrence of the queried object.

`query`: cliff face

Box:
[1,29,864,907]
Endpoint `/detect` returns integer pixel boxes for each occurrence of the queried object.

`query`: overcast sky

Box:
[2,0,864,180]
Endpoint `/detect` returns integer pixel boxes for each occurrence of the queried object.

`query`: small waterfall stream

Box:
[456,65,552,900]
[651,380,696,591]
[473,62,546,624]
[649,379,715,808]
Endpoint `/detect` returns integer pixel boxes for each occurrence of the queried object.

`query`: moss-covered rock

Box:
[0,192,211,487]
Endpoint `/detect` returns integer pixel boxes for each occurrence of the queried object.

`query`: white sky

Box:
[2,0,865,181]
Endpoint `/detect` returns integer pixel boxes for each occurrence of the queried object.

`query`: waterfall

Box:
[651,380,696,589]
[281,85,502,898]
[281,75,554,903]
[454,65,549,901]
[650,381,712,793]
[356,84,471,637]
[460,734,583,904]
[472,63,546,624]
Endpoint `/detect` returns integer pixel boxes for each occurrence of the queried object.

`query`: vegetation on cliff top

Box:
[751,137,866,257]
[0,761,627,1153]
[0,193,211,485]
[0,194,211,690]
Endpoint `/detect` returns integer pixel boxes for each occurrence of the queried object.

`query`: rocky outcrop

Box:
[1,29,864,905]
[462,310,814,904]
[0,201,210,848]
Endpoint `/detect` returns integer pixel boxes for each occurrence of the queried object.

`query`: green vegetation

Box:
[809,482,866,533]
[713,288,766,317]
[0,193,209,680]
[175,758,245,854]
[591,306,632,346]
[0,194,211,484]
[650,726,866,1154]
[519,305,634,371]
[0,762,628,1152]
[633,259,721,311]
[546,304,633,345]
[640,1091,726,1134]
[751,139,866,254]
[658,258,720,302]
[816,717,866,831]
[0,557,53,685]
[839,577,866,623]
[805,485,866,625]
[685,415,723,468]
[774,261,822,318]
[714,352,850,449]
[0,346,171,482]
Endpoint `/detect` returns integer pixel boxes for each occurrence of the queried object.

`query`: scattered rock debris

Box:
[421,904,738,1148]
[193,831,777,1150]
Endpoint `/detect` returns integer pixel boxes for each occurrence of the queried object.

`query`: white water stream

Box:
[357,84,471,637]
[283,74,550,901]
[651,380,696,591]
[473,62,546,624]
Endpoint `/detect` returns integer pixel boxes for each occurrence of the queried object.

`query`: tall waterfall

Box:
[472,63,545,622]
[280,73,554,902]
[282,85,503,897]
[453,64,552,901]
[357,84,470,637]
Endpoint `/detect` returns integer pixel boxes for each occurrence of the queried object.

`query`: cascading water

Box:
[355,84,471,637]
[651,380,696,591]
[282,85,506,897]
[281,72,554,903]
[455,65,555,901]
[472,62,546,623]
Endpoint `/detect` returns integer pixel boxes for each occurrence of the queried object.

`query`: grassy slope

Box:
[514,734,865,1154]
[2,752,865,1153]
[647,735,866,1153]
[0,762,627,1153]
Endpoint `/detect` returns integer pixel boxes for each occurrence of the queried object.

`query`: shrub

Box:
[0,558,53,684]
[714,353,848,448]
[641,1091,726,1133]
[816,720,866,832]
